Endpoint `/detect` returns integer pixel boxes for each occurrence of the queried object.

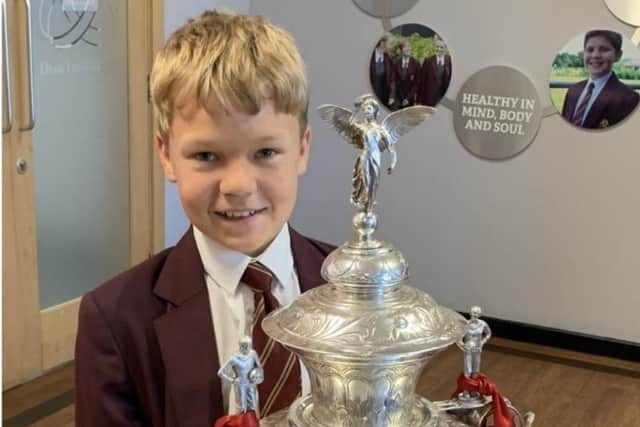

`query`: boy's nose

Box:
[219,161,257,196]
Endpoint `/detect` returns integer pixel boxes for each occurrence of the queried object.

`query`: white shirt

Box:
[374,48,384,63]
[193,224,311,413]
[436,55,445,66]
[575,72,611,125]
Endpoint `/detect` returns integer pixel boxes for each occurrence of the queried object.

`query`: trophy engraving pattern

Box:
[301,359,431,427]
[322,244,408,285]
[273,287,464,353]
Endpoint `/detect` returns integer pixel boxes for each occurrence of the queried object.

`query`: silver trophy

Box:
[260,95,535,426]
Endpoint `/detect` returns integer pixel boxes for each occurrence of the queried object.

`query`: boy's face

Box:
[583,36,621,79]
[402,43,411,57]
[157,100,311,256]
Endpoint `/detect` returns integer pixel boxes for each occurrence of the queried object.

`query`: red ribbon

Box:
[452,373,513,427]
[214,411,259,427]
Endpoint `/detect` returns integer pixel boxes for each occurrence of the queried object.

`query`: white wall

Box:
[251,0,640,343]
[163,0,250,246]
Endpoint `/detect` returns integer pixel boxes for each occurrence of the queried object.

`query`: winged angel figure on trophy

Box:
[318,95,435,214]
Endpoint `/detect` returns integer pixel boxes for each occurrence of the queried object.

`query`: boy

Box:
[369,34,395,109]
[419,36,452,107]
[75,10,333,427]
[561,29,639,129]
[391,39,420,110]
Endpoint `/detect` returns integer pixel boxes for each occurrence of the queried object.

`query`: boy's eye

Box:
[193,152,217,162]
[256,148,279,159]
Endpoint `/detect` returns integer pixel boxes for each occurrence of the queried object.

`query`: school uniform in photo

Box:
[74,225,334,427]
[419,54,452,107]
[392,56,420,109]
[561,72,639,129]
[369,49,395,108]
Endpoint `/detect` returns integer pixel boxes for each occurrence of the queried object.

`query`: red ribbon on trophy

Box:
[213,411,259,427]
[452,373,513,427]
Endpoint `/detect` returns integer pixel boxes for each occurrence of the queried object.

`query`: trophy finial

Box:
[318,95,435,242]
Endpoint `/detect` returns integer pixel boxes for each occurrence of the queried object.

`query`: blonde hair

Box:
[150,10,309,140]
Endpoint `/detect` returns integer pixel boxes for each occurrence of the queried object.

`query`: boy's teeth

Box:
[223,210,255,218]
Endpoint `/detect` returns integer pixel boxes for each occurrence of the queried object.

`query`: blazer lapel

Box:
[584,75,616,128]
[289,227,329,292]
[566,80,586,121]
[153,228,224,426]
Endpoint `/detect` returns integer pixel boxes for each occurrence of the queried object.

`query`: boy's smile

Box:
[157,100,311,256]
[583,35,621,79]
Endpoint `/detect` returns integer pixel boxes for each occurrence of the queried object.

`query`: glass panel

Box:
[31,0,130,308]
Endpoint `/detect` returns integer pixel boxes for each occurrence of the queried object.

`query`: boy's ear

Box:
[616,50,623,62]
[297,126,312,175]
[155,134,177,182]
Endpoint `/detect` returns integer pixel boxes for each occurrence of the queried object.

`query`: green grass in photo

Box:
[550,88,568,112]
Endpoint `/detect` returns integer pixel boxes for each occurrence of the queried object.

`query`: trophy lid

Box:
[263,212,465,360]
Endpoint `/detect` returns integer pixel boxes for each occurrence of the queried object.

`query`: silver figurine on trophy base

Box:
[458,306,492,380]
[218,336,264,415]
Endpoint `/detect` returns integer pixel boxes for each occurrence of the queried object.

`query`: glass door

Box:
[2,0,161,389]
[31,0,131,308]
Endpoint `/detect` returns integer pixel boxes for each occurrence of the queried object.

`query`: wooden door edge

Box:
[40,298,81,372]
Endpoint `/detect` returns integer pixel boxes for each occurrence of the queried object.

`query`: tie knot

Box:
[242,262,274,293]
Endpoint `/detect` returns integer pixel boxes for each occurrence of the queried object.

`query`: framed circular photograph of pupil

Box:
[549,29,640,131]
[603,0,640,26]
[353,0,419,18]
[369,24,452,111]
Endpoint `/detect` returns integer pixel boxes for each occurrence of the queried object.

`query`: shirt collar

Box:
[588,71,612,91]
[193,224,293,295]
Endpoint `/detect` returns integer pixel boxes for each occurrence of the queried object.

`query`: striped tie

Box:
[572,82,595,126]
[242,262,301,417]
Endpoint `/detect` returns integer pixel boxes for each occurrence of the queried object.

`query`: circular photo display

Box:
[549,29,640,130]
[603,0,640,26]
[369,23,452,111]
[352,0,419,18]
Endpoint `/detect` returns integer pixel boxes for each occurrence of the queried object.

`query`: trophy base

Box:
[263,394,469,427]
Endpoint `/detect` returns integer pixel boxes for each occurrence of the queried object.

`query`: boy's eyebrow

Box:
[254,135,279,143]
[181,137,219,147]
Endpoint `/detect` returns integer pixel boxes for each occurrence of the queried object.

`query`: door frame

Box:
[2,0,165,389]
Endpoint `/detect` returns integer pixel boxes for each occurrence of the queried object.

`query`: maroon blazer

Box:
[419,55,452,107]
[391,57,420,107]
[561,73,639,129]
[369,51,395,108]
[75,227,334,427]
[369,52,395,95]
